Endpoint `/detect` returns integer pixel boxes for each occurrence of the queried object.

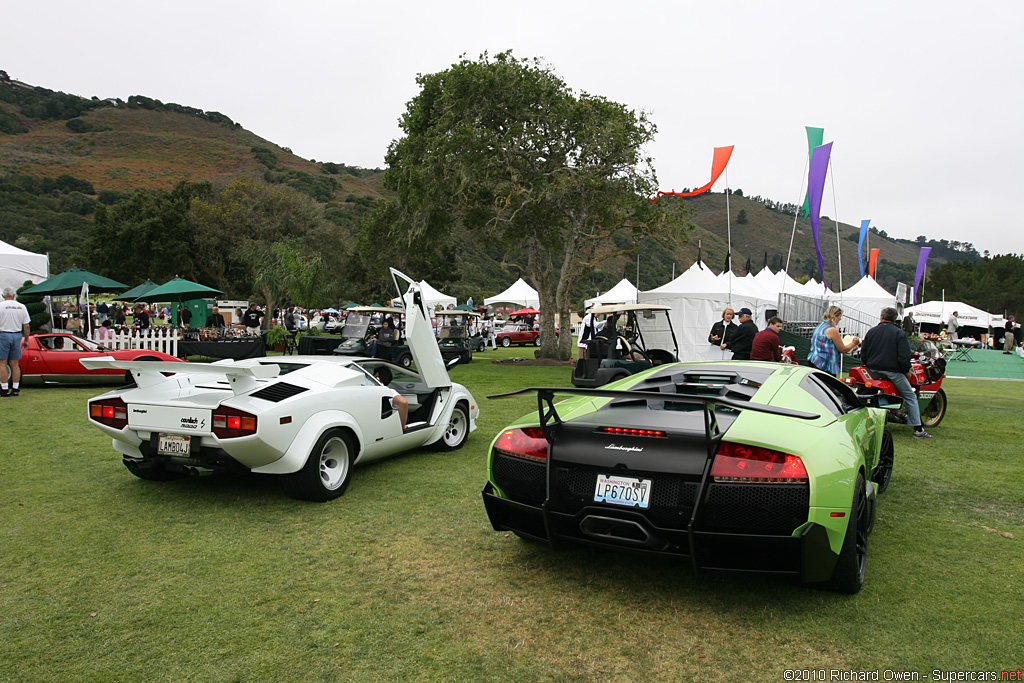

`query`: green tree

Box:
[736,209,748,225]
[376,51,691,359]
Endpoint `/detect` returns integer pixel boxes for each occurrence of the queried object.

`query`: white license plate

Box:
[594,474,651,509]
[158,434,192,456]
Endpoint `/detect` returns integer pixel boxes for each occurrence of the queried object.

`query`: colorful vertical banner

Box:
[913,247,932,304]
[869,248,880,278]
[858,220,871,276]
[802,126,825,217]
[655,146,735,199]
[808,142,833,285]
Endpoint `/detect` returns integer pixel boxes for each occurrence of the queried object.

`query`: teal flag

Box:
[802,126,825,217]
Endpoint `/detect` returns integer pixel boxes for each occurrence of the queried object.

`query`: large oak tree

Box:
[373,51,691,359]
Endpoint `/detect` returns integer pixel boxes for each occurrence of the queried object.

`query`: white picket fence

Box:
[87,328,180,356]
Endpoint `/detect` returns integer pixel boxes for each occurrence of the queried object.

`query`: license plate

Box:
[158,434,192,456]
[594,474,651,509]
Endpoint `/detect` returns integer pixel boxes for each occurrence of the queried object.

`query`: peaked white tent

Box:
[419,280,456,310]
[485,278,540,309]
[832,276,896,336]
[638,262,774,362]
[905,300,993,329]
[0,239,49,293]
[584,278,638,308]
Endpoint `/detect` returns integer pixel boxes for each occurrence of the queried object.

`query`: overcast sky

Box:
[5,0,1023,257]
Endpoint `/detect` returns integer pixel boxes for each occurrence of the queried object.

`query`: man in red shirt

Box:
[750,316,784,362]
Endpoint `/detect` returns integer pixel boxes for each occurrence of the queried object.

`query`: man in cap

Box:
[726,307,758,360]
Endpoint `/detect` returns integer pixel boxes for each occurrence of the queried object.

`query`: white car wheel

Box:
[282,429,354,501]
[437,404,469,451]
[501,337,511,348]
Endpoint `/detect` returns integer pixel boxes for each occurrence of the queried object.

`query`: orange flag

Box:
[869,248,880,278]
[655,146,735,199]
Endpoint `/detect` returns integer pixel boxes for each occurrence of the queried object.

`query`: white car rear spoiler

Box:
[79,357,280,393]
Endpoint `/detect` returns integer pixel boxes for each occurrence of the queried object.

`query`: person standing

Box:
[750,316,784,362]
[179,305,192,328]
[577,308,602,359]
[707,306,736,360]
[946,311,960,340]
[131,304,151,331]
[806,306,860,376]
[207,306,226,328]
[861,306,933,439]
[1004,315,1016,354]
[241,303,263,335]
[0,287,31,397]
[726,308,758,360]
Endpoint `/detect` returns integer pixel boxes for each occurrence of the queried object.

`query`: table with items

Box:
[177,328,266,360]
[949,339,983,362]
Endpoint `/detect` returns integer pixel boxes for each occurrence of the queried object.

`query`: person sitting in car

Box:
[370,318,398,358]
[373,364,409,430]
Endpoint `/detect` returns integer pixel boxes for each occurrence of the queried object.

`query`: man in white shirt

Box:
[0,287,32,397]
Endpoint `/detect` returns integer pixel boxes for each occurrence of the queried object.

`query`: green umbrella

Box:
[22,266,128,296]
[340,302,360,309]
[117,280,160,301]
[453,303,476,311]
[135,277,222,303]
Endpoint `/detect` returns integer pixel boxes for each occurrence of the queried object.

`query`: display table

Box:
[949,339,982,362]
[178,337,266,360]
[297,336,340,356]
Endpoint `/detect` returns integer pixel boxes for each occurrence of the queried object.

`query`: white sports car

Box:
[83,270,479,501]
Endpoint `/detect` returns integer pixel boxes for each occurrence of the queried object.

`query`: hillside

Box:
[1,72,971,305]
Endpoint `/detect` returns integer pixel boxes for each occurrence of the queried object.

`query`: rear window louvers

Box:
[250,382,309,403]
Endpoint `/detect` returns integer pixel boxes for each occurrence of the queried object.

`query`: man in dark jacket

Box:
[727,308,758,360]
[750,316,783,362]
[861,306,933,439]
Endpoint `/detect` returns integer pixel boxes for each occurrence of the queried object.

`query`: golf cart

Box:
[332,306,414,368]
[435,310,485,364]
[571,303,679,388]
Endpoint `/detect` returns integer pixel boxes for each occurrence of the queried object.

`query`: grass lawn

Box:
[2,348,1022,682]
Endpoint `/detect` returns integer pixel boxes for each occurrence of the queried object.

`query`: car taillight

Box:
[212,406,258,439]
[493,427,548,463]
[89,397,129,429]
[711,441,808,484]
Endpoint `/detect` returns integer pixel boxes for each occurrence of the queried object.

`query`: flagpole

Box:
[830,160,843,295]
[725,169,732,306]
[784,157,809,295]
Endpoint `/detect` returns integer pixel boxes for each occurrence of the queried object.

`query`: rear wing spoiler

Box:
[80,357,280,393]
[488,386,819,450]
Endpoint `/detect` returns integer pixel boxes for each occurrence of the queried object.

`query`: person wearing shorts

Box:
[0,287,32,397]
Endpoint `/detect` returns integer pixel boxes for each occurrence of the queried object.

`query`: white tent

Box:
[0,239,49,293]
[485,278,540,309]
[905,300,994,329]
[832,276,896,336]
[419,280,456,310]
[638,262,774,362]
[584,278,638,309]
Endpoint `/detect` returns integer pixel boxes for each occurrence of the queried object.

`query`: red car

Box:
[20,333,184,385]
[496,322,542,347]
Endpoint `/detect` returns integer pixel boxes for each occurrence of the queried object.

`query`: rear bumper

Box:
[482,481,838,582]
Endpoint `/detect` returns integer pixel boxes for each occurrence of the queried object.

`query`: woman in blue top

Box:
[807,306,860,376]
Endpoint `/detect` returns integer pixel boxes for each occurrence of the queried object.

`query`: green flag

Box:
[802,126,824,218]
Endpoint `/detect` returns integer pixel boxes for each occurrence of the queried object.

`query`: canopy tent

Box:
[485,278,540,309]
[905,300,995,329]
[584,278,638,309]
[0,239,49,293]
[22,265,127,296]
[637,262,774,362]
[831,276,896,337]
[135,277,222,303]
[419,280,456,310]
[117,280,159,301]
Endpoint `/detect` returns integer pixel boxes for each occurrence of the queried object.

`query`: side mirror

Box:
[869,393,904,411]
[447,356,460,369]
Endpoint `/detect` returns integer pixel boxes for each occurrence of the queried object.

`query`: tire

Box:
[461,350,472,364]
[920,387,946,428]
[501,337,511,348]
[281,429,354,501]
[533,336,541,347]
[435,403,470,451]
[818,472,870,594]
[397,353,413,369]
[872,426,894,494]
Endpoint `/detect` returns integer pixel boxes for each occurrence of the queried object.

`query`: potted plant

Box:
[265,324,288,353]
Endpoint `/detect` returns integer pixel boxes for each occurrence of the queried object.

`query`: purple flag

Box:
[808,142,833,285]
[858,220,871,277]
[913,247,932,304]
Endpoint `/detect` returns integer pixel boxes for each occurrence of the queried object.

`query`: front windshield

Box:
[438,325,466,340]
[341,313,370,338]
[356,360,423,384]
[910,338,941,358]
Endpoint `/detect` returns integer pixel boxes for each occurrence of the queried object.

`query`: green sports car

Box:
[482,361,899,593]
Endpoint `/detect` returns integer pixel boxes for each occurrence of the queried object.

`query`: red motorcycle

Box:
[844,340,948,428]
